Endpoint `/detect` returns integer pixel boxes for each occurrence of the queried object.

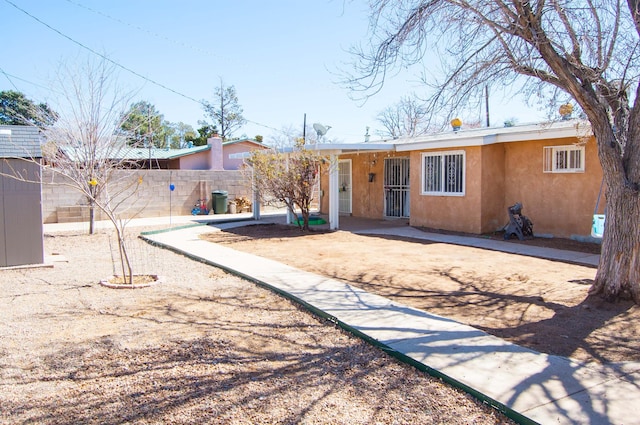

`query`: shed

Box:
[0,125,45,267]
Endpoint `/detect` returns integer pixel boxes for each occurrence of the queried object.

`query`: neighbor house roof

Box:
[222,139,269,149]
[115,144,211,161]
[0,125,43,158]
[60,142,210,162]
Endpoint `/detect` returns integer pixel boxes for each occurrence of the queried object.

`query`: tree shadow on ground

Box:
[207,223,333,242]
[201,224,636,364]
[2,292,509,424]
[331,267,637,364]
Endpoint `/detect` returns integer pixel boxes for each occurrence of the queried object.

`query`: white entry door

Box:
[338,159,352,214]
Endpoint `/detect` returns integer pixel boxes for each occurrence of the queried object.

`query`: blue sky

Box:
[1,0,541,143]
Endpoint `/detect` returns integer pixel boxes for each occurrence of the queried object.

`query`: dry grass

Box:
[0,228,514,424]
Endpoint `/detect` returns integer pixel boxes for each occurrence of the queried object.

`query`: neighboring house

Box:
[317,121,603,239]
[58,136,225,170]
[0,125,45,267]
[222,139,269,170]
[119,142,221,170]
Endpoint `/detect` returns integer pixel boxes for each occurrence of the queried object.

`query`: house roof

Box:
[231,120,592,159]
[0,125,43,158]
[391,120,592,151]
[116,144,211,161]
[61,143,211,162]
[309,120,592,154]
[222,139,269,149]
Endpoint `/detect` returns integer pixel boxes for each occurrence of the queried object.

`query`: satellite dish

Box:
[313,123,332,141]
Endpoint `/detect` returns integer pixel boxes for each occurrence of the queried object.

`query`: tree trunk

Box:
[115,229,133,285]
[300,208,311,232]
[89,201,95,235]
[590,186,640,303]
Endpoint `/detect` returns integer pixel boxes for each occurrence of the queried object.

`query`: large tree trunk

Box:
[590,172,640,304]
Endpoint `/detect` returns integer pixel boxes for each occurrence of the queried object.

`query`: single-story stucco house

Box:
[316,120,604,239]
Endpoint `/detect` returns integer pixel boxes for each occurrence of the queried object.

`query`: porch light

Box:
[559,103,573,120]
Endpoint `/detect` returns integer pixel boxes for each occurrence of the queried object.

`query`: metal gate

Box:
[384,157,410,218]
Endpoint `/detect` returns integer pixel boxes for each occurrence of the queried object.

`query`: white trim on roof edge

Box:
[394,120,592,152]
[231,121,591,158]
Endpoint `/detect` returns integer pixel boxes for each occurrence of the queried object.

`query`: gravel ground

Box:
[0,227,514,424]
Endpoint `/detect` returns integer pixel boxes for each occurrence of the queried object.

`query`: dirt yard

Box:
[0,228,514,424]
[202,223,639,365]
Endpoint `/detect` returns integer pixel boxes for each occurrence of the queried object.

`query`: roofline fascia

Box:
[308,143,395,154]
[395,122,591,152]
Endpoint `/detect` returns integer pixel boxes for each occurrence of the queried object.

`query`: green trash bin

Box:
[212,190,228,214]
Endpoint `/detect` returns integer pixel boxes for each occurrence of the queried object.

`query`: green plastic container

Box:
[212,190,228,214]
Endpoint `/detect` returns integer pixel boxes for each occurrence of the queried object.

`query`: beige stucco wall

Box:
[503,136,602,238]
[334,134,603,238]
[409,137,603,237]
[480,143,507,232]
[409,146,485,234]
[319,152,406,218]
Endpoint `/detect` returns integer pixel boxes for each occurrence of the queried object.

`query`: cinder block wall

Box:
[41,169,251,223]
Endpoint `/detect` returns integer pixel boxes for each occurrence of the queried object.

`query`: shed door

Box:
[338,159,352,214]
[384,157,410,218]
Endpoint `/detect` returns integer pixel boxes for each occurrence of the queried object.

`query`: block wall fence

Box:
[41,169,252,223]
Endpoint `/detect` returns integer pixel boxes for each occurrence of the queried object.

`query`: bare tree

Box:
[247,140,326,231]
[376,95,430,138]
[4,57,144,284]
[346,1,640,303]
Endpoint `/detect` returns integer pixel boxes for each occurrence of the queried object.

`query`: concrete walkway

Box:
[48,215,638,424]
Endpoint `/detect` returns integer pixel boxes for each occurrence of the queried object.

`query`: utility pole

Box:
[485,85,490,127]
[147,106,152,169]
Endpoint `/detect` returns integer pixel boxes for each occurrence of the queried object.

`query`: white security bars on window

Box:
[543,145,585,173]
[422,151,465,195]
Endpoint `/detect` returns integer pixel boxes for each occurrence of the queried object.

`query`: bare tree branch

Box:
[345,0,640,302]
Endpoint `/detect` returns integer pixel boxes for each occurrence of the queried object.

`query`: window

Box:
[543,145,585,173]
[421,150,465,195]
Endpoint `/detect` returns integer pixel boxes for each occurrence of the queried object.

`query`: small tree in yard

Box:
[346,1,640,304]
[3,57,144,285]
[248,143,326,231]
[201,78,246,141]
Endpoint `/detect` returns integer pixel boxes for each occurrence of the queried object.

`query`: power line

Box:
[0,66,20,91]
[4,0,203,105]
[3,0,286,136]
[63,0,231,63]
[0,67,63,94]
